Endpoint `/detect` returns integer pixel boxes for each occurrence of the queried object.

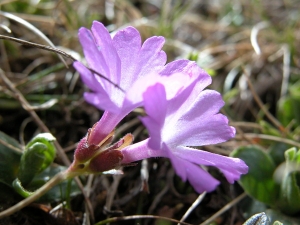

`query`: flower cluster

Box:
[70,21,248,193]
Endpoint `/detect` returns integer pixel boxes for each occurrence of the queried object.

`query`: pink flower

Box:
[73,21,248,192]
[74,21,167,113]
[73,21,208,145]
[73,21,165,144]
[122,82,248,193]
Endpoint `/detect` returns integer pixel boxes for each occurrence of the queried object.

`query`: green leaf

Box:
[231,146,280,205]
[17,133,56,186]
[17,142,48,186]
[0,131,22,186]
[269,143,291,166]
[12,178,33,198]
[25,133,56,171]
[279,171,300,215]
[277,148,300,215]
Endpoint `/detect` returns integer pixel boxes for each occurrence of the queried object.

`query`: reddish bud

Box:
[89,149,124,173]
[73,137,100,162]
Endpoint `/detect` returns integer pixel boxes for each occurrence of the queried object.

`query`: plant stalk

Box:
[0,170,69,219]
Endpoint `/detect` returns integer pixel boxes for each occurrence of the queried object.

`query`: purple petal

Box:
[170,113,235,146]
[166,147,220,193]
[143,84,167,125]
[77,28,109,81]
[140,84,168,149]
[74,61,123,112]
[160,60,212,96]
[125,60,211,106]
[166,90,235,146]
[166,146,187,181]
[91,21,121,85]
[89,110,130,145]
[121,139,166,164]
[160,60,208,79]
[183,161,220,193]
[73,61,104,92]
[83,92,118,112]
[137,36,167,77]
[180,90,225,119]
[113,27,141,90]
[141,115,164,150]
[174,146,248,183]
[159,59,194,75]
[126,71,199,105]
[158,65,212,119]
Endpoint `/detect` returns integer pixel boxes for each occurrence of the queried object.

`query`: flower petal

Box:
[161,60,212,98]
[77,27,109,81]
[125,60,211,107]
[91,21,121,85]
[83,92,118,113]
[112,26,141,89]
[89,110,131,145]
[73,61,103,92]
[126,71,198,105]
[166,147,220,193]
[166,90,235,146]
[174,146,248,183]
[184,161,220,193]
[143,84,167,126]
[121,139,166,164]
[140,84,168,149]
[137,36,167,77]
[176,114,235,146]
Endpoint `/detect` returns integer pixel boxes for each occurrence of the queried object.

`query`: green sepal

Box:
[231,146,280,205]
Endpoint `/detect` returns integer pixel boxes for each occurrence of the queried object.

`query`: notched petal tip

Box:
[143,36,165,47]
[78,27,95,43]
[78,27,90,35]
[92,20,106,30]
[116,26,140,37]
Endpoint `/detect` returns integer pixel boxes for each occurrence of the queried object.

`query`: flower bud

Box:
[89,149,124,173]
